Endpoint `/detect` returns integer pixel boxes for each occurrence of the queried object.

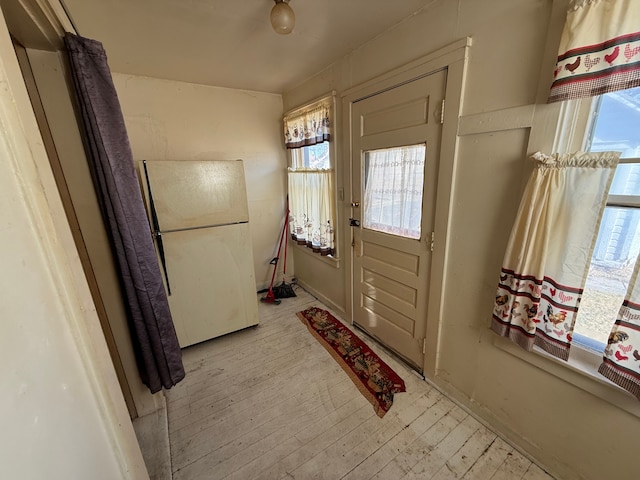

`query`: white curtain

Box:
[492,152,619,360]
[363,145,426,240]
[285,95,335,256]
[288,169,335,255]
[599,259,640,400]
[549,0,640,103]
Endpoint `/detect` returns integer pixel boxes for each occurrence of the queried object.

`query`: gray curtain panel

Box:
[64,33,184,393]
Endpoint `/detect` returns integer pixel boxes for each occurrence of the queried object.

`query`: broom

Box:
[273,196,296,299]
[259,222,284,305]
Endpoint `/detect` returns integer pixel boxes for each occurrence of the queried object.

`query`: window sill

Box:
[493,333,640,418]
[293,242,340,269]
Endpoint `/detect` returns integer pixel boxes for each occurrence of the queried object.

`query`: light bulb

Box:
[270,1,295,35]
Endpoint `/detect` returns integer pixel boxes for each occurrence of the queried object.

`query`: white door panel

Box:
[351,70,446,371]
[360,96,431,137]
[163,223,258,347]
[144,159,249,230]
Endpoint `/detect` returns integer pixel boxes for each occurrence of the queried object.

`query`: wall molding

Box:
[458,104,535,137]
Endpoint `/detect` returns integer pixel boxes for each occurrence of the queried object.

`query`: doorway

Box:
[349,69,447,372]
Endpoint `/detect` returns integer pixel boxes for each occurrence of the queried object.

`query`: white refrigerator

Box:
[140,159,259,348]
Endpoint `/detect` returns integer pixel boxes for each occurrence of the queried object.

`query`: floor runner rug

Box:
[297,306,406,417]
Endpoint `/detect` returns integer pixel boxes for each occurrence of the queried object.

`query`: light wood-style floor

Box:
[166,286,556,480]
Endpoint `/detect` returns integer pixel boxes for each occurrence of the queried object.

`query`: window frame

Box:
[289,142,332,171]
[361,143,428,241]
[288,141,339,265]
[285,92,340,266]
[565,93,640,356]
[493,93,640,417]
[486,0,640,414]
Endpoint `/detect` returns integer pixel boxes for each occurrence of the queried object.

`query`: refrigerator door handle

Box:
[143,160,172,295]
[153,230,172,296]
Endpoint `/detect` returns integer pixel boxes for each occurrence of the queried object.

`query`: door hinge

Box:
[429,231,435,252]
[422,337,427,355]
[440,99,445,124]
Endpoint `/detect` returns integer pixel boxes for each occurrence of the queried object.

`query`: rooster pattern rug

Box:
[297,306,406,417]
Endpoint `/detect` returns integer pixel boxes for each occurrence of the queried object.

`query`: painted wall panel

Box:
[112,74,288,289]
[437,128,531,394]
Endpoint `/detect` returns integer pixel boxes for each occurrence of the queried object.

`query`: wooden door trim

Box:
[14,42,138,418]
[0,6,148,477]
[343,38,471,379]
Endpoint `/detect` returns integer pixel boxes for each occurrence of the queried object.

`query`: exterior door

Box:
[351,69,446,372]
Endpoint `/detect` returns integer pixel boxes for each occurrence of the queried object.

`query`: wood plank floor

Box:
[166,286,556,480]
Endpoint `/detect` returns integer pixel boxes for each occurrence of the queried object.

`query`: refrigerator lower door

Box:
[162,223,259,347]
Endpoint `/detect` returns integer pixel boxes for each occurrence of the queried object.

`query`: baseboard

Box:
[296,279,346,317]
[426,376,557,479]
[132,393,171,480]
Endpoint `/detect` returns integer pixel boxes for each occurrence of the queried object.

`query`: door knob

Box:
[349,218,360,227]
[351,201,360,207]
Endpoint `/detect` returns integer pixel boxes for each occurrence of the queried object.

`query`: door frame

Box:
[0,0,149,477]
[342,38,471,378]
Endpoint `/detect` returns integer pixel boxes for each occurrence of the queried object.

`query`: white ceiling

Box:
[62,0,438,94]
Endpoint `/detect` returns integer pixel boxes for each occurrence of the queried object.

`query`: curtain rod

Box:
[60,0,81,35]
[284,90,336,119]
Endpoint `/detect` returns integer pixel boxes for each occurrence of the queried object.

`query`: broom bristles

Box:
[273,281,296,299]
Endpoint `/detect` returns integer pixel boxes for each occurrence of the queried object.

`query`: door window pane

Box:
[363,144,426,240]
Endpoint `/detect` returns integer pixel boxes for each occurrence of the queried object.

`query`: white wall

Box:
[112,74,288,290]
[24,47,161,419]
[283,1,640,479]
[0,7,147,479]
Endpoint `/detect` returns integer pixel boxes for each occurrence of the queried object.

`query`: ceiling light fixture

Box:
[270,0,295,35]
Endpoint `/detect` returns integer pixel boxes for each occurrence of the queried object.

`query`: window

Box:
[363,144,426,240]
[490,0,640,410]
[292,141,330,170]
[565,86,640,356]
[284,96,336,257]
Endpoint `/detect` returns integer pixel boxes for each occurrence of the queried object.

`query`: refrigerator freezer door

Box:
[144,160,249,231]
[163,223,259,347]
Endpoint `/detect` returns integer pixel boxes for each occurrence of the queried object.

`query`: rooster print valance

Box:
[549,0,640,103]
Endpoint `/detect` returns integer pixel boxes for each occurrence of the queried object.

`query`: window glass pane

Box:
[302,142,330,169]
[588,86,640,159]
[363,144,426,240]
[573,207,640,351]
[609,163,640,196]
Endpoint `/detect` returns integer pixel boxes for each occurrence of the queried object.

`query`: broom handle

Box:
[283,196,290,277]
[268,205,288,289]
